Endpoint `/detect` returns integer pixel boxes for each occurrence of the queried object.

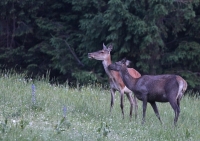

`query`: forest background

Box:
[0,0,200,91]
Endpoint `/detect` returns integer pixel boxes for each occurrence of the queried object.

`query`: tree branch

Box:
[64,40,84,67]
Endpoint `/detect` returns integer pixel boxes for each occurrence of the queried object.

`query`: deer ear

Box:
[103,43,107,50]
[121,58,127,64]
[107,44,113,52]
[125,60,131,67]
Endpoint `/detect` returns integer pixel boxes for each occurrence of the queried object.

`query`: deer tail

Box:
[176,76,187,100]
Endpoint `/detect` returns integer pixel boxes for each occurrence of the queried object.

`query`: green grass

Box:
[0,72,200,141]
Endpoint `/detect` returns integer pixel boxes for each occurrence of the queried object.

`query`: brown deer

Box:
[108,58,187,125]
[88,44,141,120]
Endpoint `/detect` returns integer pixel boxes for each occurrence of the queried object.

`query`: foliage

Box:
[0,0,200,91]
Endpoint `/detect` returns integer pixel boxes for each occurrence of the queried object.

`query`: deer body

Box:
[88,44,141,119]
[126,75,178,102]
[108,59,187,125]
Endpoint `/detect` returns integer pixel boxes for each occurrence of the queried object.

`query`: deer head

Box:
[108,58,128,71]
[88,43,113,61]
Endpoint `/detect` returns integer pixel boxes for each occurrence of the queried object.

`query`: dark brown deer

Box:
[108,58,187,125]
[88,44,141,120]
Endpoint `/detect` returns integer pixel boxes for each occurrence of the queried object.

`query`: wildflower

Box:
[63,105,67,118]
[32,84,36,105]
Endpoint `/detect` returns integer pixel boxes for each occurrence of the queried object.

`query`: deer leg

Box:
[134,95,138,119]
[142,98,148,124]
[126,92,138,120]
[177,97,181,108]
[125,92,133,121]
[150,102,162,124]
[110,89,115,113]
[120,92,125,119]
[169,100,180,126]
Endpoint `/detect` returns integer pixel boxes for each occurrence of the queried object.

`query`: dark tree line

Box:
[0,0,200,91]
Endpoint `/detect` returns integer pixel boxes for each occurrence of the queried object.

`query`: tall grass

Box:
[0,72,200,141]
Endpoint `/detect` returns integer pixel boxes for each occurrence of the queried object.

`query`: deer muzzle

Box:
[88,53,94,59]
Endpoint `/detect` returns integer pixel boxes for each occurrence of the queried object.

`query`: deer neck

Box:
[102,56,113,78]
[119,67,137,90]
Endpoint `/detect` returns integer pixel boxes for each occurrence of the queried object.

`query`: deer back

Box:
[135,75,179,96]
[109,68,141,90]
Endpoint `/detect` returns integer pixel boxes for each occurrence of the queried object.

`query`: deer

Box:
[108,58,187,125]
[88,44,141,120]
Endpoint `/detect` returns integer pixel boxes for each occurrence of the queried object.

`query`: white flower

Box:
[12,119,16,123]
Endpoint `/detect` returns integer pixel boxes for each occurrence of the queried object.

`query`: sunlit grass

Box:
[0,72,200,140]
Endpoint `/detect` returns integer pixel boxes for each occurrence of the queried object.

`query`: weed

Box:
[0,72,200,140]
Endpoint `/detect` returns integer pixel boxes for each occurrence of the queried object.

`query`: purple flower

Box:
[31,84,36,105]
[63,105,67,118]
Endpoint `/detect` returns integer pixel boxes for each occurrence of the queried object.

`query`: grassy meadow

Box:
[0,72,200,141]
